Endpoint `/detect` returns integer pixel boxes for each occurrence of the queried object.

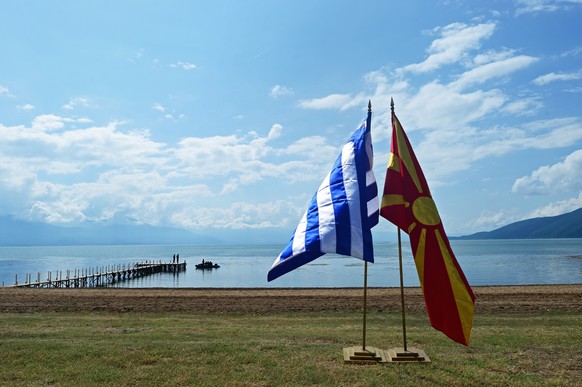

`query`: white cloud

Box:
[473,118,582,161]
[471,192,582,232]
[527,192,582,217]
[293,20,561,184]
[451,55,538,89]
[501,98,543,115]
[32,114,66,132]
[559,46,582,57]
[532,71,582,85]
[62,97,91,110]
[0,114,343,227]
[171,200,302,229]
[170,61,197,70]
[267,123,283,140]
[298,93,366,111]
[0,84,14,97]
[152,103,185,121]
[17,104,35,111]
[270,85,294,98]
[512,149,582,194]
[473,49,516,65]
[401,22,496,74]
[152,103,166,113]
[473,209,522,231]
[516,0,582,15]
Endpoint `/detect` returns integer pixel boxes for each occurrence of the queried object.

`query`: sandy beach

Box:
[1,284,580,314]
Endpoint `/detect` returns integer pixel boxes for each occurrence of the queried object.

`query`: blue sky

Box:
[1,0,581,240]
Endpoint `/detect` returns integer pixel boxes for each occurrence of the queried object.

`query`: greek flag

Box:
[268,109,379,282]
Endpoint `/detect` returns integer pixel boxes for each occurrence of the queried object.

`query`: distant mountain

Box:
[0,216,221,246]
[455,207,582,240]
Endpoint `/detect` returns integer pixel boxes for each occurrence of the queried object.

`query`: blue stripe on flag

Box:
[267,111,378,282]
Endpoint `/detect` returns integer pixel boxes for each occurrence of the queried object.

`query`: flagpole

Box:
[385,98,430,362]
[362,261,368,351]
[343,100,387,363]
[397,227,408,352]
[361,100,372,352]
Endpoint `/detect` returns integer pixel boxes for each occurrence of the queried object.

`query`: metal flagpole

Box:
[397,227,408,352]
[343,100,387,363]
[385,98,430,362]
[362,261,368,350]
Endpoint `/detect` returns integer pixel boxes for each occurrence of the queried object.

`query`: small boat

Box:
[195,260,220,269]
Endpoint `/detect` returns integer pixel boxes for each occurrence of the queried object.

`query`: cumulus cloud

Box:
[17,104,35,111]
[298,93,366,111]
[295,20,561,184]
[62,97,91,110]
[473,209,522,231]
[0,114,343,228]
[527,192,582,217]
[270,85,294,98]
[472,192,582,232]
[533,71,582,86]
[152,103,166,113]
[451,55,538,89]
[512,149,582,194]
[171,200,303,229]
[31,114,66,132]
[267,123,283,140]
[401,22,496,74]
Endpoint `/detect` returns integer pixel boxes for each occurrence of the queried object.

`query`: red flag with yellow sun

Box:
[380,105,475,346]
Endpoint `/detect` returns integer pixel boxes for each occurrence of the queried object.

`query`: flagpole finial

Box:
[368,100,372,113]
[390,98,395,114]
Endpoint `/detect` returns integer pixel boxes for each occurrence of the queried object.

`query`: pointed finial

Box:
[390,97,394,114]
[368,99,372,113]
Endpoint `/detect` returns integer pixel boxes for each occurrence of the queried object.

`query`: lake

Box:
[0,239,581,288]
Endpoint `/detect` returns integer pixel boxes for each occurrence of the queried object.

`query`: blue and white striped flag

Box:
[268,109,379,282]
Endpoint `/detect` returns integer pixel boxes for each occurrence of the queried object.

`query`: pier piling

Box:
[8,261,186,288]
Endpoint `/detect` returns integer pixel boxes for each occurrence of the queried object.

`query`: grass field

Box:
[1,311,580,386]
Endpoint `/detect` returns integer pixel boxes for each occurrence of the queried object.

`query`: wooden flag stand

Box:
[343,262,389,364]
[385,228,430,363]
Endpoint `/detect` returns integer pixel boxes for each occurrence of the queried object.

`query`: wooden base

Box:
[343,346,389,364]
[386,347,431,362]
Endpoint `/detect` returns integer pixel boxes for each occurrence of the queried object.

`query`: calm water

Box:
[0,239,581,288]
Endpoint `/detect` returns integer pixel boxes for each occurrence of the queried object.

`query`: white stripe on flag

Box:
[367,169,379,216]
[341,142,364,259]
[291,210,308,256]
[318,170,336,253]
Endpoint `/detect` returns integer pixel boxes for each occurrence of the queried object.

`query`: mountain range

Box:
[454,207,582,240]
[1,207,581,246]
[0,216,221,246]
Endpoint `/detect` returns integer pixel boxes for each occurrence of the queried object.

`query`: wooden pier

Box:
[10,261,186,288]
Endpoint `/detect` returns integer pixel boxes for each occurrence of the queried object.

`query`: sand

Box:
[0,284,580,314]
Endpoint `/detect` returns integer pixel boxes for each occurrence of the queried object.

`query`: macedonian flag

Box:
[380,105,475,345]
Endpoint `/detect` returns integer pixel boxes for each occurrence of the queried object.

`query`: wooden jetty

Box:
[10,261,186,288]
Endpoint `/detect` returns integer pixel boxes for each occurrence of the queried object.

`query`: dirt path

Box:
[1,285,580,314]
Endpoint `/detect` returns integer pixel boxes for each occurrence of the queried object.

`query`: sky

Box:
[1,0,582,242]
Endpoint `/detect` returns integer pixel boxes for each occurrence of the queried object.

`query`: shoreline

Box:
[1,284,580,314]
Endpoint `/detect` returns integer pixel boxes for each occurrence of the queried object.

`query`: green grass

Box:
[1,312,580,386]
